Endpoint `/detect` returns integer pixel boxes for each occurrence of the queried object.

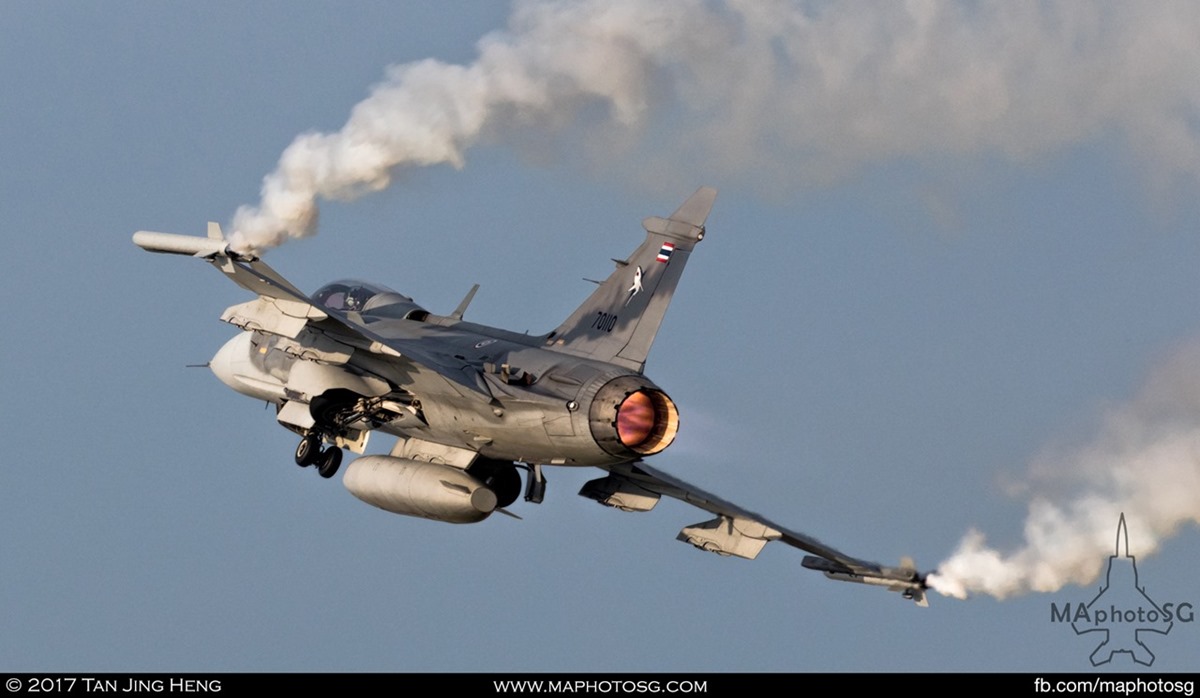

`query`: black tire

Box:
[310,389,360,430]
[316,447,343,479]
[467,460,522,509]
[295,435,321,467]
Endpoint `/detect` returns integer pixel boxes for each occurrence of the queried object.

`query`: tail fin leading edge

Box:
[546,187,716,372]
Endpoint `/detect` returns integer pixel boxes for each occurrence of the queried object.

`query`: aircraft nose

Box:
[208,333,285,405]
[209,332,287,402]
[209,333,249,391]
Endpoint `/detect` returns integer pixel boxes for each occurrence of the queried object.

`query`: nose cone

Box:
[210,333,248,391]
[210,332,286,402]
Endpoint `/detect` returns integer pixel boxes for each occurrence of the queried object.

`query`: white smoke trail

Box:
[228,0,1200,254]
[229,0,715,252]
[928,341,1200,600]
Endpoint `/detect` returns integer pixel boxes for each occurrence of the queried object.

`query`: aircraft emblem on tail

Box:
[625,266,644,307]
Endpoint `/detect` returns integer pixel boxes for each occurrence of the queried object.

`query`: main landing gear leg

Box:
[524,463,547,504]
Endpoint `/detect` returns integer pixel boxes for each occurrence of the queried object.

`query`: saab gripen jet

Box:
[133,187,929,605]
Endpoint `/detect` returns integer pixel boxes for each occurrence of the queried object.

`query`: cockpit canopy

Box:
[312,280,428,320]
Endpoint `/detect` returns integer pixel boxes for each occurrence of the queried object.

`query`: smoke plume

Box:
[928,341,1200,600]
[228,0,1200,254]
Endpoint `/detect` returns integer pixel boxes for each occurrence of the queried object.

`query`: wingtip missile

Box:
[801,555,930,607]
[133,230,227,257]
[132,229,259,261]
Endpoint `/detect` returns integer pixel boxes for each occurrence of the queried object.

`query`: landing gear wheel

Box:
[316,447,343,479]
[295,435,321,467]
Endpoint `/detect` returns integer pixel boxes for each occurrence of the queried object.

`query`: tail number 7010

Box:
[591,311,618,332]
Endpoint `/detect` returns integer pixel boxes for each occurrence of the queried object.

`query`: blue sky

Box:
[2,2,1198,671]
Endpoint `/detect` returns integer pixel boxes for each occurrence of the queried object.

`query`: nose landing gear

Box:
[294,433,343,479]
[295,435,321,467]
[315,446,342,479]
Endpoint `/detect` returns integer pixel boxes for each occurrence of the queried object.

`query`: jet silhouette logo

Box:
[1049,514,1193,666]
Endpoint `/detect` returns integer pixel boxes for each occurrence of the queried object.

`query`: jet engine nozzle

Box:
[588,376,680,457]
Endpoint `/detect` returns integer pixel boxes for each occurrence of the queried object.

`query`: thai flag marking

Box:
[656,242,675,263]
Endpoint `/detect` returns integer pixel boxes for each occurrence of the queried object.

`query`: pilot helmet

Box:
[345,286,369,310]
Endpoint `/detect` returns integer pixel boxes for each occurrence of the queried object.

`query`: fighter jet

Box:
[133,187,929,606]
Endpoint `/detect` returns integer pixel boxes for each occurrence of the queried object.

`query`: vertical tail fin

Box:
[545,187,716,372]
